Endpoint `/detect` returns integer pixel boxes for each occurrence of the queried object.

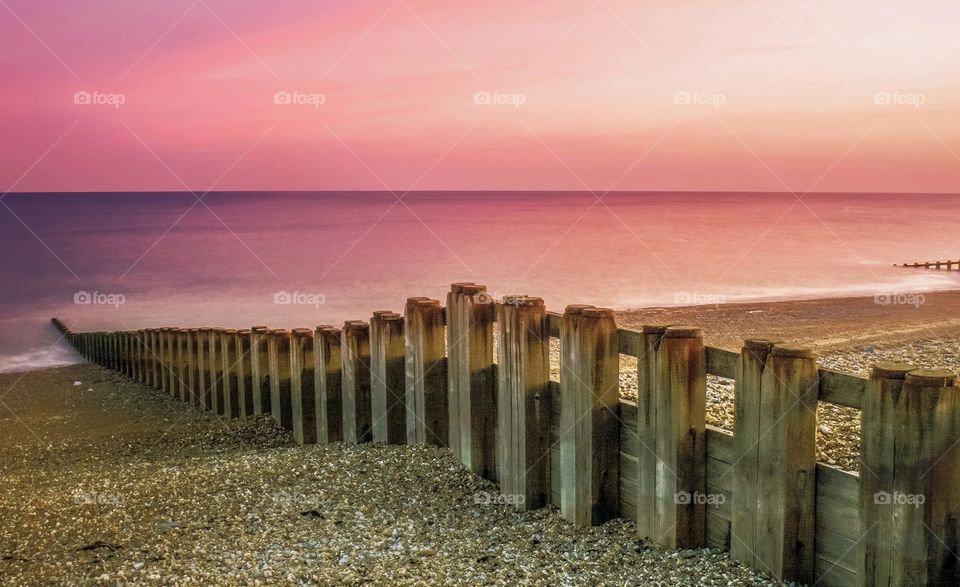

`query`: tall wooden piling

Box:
[342,321,373,444]
[496,296,551,510]
[860,366,960,586]
[184,329,197,404]
[268,329,292,429]
[731,338,779,566]
[237,329,253,417]
[753,344,818,582]
[250,326,271,415]
[290,328,317,445]
[370,311,407,444]
[221,329,240,418]
[447,283,496,479]
[314,326,343,444]
[159,328,170,394]
[404,297,448,446]
[149,329,159,389]
[635,324,667,539]
[196,329,210,410]
[208,328,225,414]
[176,329,188,400]
[559,305,620,527]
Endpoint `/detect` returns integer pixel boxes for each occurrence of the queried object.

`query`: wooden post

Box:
[635,324,668,539]
[221,329,240,418]
[176,329,188,400]
[731,339,779,567]
[157,328,169,393]
[269,329,293,429]
[250,326,271,415]
[184,329,197,404]
[447,283,497,479]
[751,344,818,582]
[559,305,620,526]
[860,366,960,586]
[237,329,253,417]
[342,321,373,444]
[496,296,551,510]
[290,328,317,445]
[208,328,224,414]
[148,328,160,389]
[370,311,406,444]
[314,326,343,444]
[196,329,210,410]
[135,330,146,383]
[404,297,448,446]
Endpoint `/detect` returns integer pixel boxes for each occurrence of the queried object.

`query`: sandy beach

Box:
[2,291,960,585]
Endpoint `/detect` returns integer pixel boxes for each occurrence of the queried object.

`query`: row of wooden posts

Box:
[897,259,960,270]
[52,282,960,586]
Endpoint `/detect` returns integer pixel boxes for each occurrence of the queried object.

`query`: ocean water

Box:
[2,191,959,373]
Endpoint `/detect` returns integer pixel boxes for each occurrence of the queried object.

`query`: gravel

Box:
[1,363,782,586]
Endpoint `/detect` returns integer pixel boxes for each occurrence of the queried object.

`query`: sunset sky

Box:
[3,0,960,193]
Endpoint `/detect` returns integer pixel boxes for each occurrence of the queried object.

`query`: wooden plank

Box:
[860,366,960,585]
[220,329,240,418]
[653,326,706,549]
[237,330,252,416]
[196,329,209,410]
[635,324,667,541]
[547,311,561,338]
[314,326,343,444]
[290,328,316,444]
[559,305,620,527]
[370,312,406,444]
[209,328,224,414]
[341,321,372,444]
[495,296,551,510]
[250,326,271,415]
[706,346,739,379]
[268,329,293,429]
[404,298,448,446]
[731,339,777,569]
[447,283,497,480]
[815,556,858,587]
[754,345,818,583]
[819,368,866,409]
[617,327,641,356]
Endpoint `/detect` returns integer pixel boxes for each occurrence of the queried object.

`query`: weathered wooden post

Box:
[738,344,817,582]
[342,321,373,444]
[404,297,448,446]
[731,338,778,566]
[559,305,620,526]
[176,328,188,400]
[132,331,142,382]
[268,329,293,429]
[860,366,960,586]
[370,311,406,444]
[447,283,497,479]
[159,328,172,394]
[195,328,210,409]
[496,296,551,510]
[183,329,197,404]
[314,326,343,444]
[237,329,252,417]
[207,328,224,413]
[635,324,667,539]
[290,328,317,444]
[250,326,271,416]
[221,329,240,418]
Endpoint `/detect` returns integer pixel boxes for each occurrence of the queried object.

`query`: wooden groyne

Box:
[896,259,960,270]
[50,284,960,587]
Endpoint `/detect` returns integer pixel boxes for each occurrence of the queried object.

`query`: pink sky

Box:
[2,0,960,193]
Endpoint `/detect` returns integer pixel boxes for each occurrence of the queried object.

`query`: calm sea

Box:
[2,192,959,372]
